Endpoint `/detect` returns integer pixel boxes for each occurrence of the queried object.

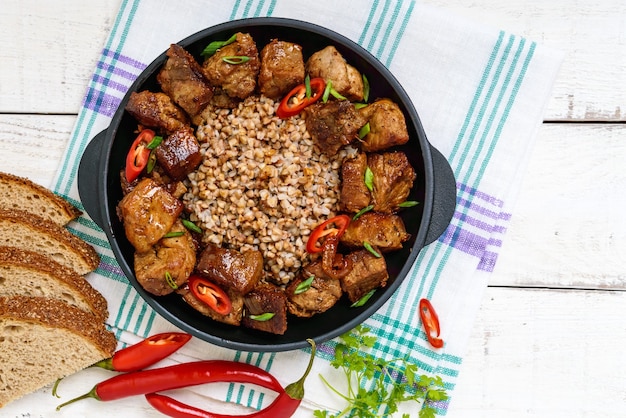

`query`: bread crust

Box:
[0,208,100,275]
[0,246,108,320]
[0,172,81,225]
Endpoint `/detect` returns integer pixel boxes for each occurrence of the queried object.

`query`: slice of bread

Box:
[0,172,81,226]
[0,246,108,321]
[0,209,100,275]
[0,295,117,407]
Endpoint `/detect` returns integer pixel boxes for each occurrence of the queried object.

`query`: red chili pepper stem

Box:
[284,338,316,401]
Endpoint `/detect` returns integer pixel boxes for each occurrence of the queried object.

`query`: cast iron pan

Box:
[78,17,457,352]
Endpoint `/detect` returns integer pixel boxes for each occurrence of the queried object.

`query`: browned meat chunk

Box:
[157,44,213,117]
[117,177,183,253]
[341,249,389,303]
[178,284,244,326]
[340,212,410,252]
[340,152,371,213]
[196,244,263,294]
[304,101,367,156]
[358,99,409,152]
[368,152,416,213]
[258,39,305,100]
[242,283,288,335]
[202,33,260,100]
[133,220,196,296]
[286,259,342,318]
[125,91,190,134]
[154,126,202,181]
[306,46,364,102]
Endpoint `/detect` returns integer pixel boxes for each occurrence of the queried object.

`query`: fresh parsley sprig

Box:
[314,325,448,418]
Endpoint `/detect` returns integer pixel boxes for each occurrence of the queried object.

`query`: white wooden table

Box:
[1,1,625,417]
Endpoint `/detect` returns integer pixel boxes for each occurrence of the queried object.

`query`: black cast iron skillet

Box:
[78,17,457,352]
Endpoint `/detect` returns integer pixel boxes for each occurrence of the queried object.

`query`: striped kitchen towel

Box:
[51,0,562,416]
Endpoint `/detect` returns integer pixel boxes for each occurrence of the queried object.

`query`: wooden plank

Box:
[449,287,626,417]
[1,0,625,121]
[492,123,626,290]
[0,0,119,114]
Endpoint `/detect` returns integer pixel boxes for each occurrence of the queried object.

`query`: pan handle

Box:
[78,130,107,230]
[423,144,457,246]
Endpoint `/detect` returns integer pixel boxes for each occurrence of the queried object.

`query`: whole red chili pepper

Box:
[419,298,444,349]
[93,332,192,372]
[144,339,317,418]
[56,360,284,411]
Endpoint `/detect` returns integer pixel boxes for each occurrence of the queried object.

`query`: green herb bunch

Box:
[314,325,448,418]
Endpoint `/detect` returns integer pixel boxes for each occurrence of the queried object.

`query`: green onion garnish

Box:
[146,150,157,174]
[182,219,202,233]
[354,102,368,109]
[163,231,185,238]
[363,241,382,258]
[146,135,163,150]
[351,289,376,308]
[165,271,178,290]
[329,86,347,100]
[398,201,420,208]
[364,166,374,192]
[362,74,370,103]
[248,312,275,322]
[222,56,250,65]
[322,80,332,103]
[358,122,370,139]
[353,205,374,221]
[294,276,315,295]
[201,34,237,57]
[305,74,312,98]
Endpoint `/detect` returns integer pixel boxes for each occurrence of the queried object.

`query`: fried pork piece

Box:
[358,99,409,152]
[341,249,389,303]
[304,100,367,156]
[202,32,260,100]
[306,45,364,102]
[154,126,202,181]
[196,244,263,295]
[340,212,410,252]
[157,44,214,117]
[258,39,305,100]
[368,151,416,213]
[340,152,371,213]
[117,177,183,253]
[242,283,288,335]
[125,91,190,134]
[178,285,244,326]
[133,220,196,296]
[286,259,342,318]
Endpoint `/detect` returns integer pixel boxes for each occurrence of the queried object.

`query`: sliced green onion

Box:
[362,74,370,103]
[322,80,332,103]
[351,289,376,308]
[146,135,163,150]
[358,122,370,139]
[182,219,202,233]
[201,34,237,57]
[329,86,347,100]
[165,271,178,290]
[294,276,315,295]
[163,231,185,238]
[398,200,420,208]
[363,241,382,258]
[353,204,374,221]
[248,312,275,322]
[354,102,368,110]
[222,56,250,65]
[146,150,157,174]
[304,74,312,98]
[364,166,374,192]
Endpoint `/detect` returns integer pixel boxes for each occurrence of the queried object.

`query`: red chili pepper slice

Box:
[306,214,351,254]
[188,275,232,316]
[276,77,325,118]
[125,129,156,182]
[143,339,316,418]
[56,360,285,410]
[93,332,192,372]
[419,298,444,349]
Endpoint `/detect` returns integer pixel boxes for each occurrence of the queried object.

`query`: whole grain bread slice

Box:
[0,172,81,226]
[0,295,117,407]
[0,209,99,275]
[0,246,108,321]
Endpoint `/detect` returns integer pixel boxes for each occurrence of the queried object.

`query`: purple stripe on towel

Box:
[82,88,122,117]
[92,73,134,95]
[102,48,149,70]
[457,182,504,208]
